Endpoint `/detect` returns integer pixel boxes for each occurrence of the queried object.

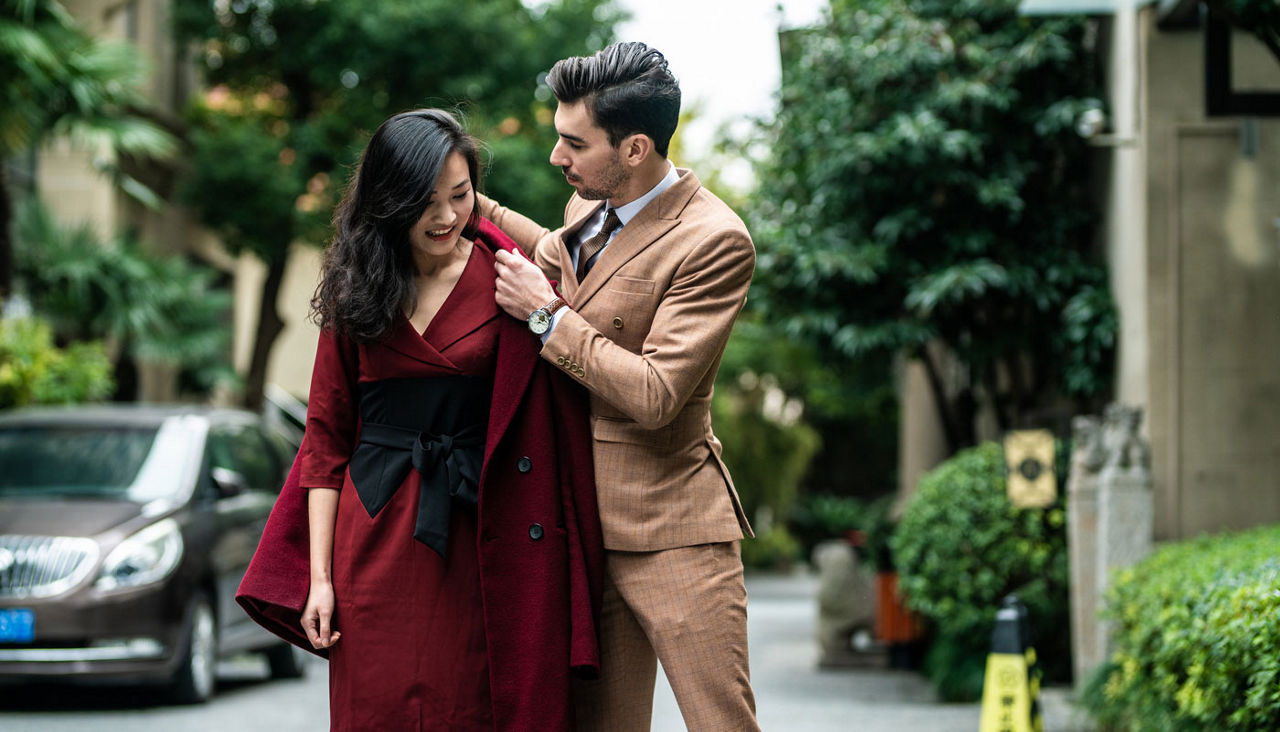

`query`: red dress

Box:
[238,217,603,732]
[307,243,501,730]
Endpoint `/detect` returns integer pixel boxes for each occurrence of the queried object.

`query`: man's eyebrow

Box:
[558,131,586,144]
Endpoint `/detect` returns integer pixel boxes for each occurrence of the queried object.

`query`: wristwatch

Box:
[527,297,567,335]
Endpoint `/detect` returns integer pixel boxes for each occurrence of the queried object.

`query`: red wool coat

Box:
[236,218,603,731]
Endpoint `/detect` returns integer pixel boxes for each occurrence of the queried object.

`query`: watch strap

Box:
[543,297,567,317]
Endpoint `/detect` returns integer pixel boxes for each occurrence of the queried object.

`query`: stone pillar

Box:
[1068,404,1153,687]
[1066,415,1105,685]
[1095,405,1153,655]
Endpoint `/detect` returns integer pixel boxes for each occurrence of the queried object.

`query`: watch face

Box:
[528,309,551,335]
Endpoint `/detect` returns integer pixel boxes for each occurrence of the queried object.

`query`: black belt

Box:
[348,420,485,557]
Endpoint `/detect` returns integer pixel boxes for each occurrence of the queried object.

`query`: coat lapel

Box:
[380,316,458,371]
[484,314,538,470]
[473,217,541,469]
[425,244,501,353]
[571,170,699,309]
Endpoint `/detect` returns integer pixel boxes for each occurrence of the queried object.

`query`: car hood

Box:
[0,497,146,538]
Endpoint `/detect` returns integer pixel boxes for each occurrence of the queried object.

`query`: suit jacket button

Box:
[556,356,566,366]
[613,317,624,329]
[528,523,544,540]
[517,456,532,473]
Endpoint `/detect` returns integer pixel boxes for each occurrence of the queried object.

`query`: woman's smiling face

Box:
[408,151,474,259]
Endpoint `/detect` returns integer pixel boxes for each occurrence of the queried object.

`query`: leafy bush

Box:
[740,525,802,571]
[891,442,1070,700]
[0,317,113,408]
[788,493,897,570]
[1082,524,1280,731]
[788,493,864,557]
[711,372,821,532]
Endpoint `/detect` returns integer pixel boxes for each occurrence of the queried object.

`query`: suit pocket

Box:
[608,276,655,295]
[593,417,672,450]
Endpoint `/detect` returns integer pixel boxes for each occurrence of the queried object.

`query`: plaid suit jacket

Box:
[483,169,755,551]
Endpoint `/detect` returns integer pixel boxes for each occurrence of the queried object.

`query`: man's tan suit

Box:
[482,168,760,731]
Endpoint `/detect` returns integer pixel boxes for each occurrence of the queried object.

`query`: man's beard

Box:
[573,152,630,201]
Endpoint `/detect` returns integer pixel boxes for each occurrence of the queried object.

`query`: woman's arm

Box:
[302,487,341,649]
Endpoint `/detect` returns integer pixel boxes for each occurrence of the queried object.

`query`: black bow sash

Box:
[347,377,490,558]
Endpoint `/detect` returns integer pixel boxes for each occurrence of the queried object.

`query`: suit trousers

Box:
[573,542,759,731]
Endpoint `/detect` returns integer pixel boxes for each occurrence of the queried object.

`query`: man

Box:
[486,41,760,731]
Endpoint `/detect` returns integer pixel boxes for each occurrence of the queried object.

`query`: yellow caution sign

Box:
[979,596,1043,732]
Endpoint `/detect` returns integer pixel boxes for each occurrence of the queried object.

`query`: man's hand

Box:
[495,249,558,320]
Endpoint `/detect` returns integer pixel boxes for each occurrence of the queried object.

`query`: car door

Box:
[205,418,284,653]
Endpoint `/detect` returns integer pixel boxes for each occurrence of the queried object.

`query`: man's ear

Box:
[621,133,654,168]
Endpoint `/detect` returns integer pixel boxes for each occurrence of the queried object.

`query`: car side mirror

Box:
[211,467,250,498]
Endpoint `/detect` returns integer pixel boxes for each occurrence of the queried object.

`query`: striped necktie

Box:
[576,208,622,280]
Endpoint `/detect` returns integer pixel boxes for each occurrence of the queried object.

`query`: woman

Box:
[237,109,602,731]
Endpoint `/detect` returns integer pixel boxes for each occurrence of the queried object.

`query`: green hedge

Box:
[891,442,1070,701]
[1083,524,1280,731]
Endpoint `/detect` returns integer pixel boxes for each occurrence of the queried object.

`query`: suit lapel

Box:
[571,170,699,309]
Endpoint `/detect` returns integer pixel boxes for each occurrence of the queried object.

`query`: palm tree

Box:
[0,0,176,298]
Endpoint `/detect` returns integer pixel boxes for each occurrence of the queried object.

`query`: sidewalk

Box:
[650,571,1091,731]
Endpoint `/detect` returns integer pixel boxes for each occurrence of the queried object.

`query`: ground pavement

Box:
[650,570,1093,731]
[0,569,1092,731]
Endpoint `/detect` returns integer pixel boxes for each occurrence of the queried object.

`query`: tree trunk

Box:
[0,166,13,300]
[915,344,964,455]
[241,254,288,411]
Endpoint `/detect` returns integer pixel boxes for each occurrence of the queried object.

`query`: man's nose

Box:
[549,140,569,167]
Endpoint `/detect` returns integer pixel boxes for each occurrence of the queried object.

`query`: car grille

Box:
[0,536,100,599]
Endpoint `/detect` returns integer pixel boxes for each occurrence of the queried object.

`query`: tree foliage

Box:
[0,0,176,296]
[170,0,624,407]
[748,0,1115,452]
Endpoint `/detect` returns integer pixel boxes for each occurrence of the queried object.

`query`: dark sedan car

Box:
[0,405,303,703]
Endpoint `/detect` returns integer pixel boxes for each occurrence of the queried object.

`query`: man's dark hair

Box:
[547,41,681,158]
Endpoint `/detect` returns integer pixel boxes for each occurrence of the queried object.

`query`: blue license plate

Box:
[0,609,35,643]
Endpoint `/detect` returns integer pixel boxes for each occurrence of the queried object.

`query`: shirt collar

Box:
[611,163,678,226]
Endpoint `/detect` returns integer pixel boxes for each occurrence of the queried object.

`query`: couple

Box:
[238,42,759,731]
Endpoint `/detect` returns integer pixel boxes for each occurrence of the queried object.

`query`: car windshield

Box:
[0,421,203,502]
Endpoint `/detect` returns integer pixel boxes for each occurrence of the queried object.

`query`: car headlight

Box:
[95,518,184,593]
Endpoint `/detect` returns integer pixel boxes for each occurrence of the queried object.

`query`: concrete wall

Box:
[1144,18,1280,539]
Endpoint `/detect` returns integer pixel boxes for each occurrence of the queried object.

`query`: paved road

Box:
[0,571,1086,731]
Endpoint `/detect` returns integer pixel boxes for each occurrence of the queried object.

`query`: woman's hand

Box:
[301,580,341,649]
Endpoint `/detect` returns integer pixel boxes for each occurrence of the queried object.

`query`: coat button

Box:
[529,523,544,540]
[613,317,624,329]
[517,456,532,473]
[556,356,566,366]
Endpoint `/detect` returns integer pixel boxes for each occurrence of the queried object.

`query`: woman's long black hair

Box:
[311,109,481,342]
